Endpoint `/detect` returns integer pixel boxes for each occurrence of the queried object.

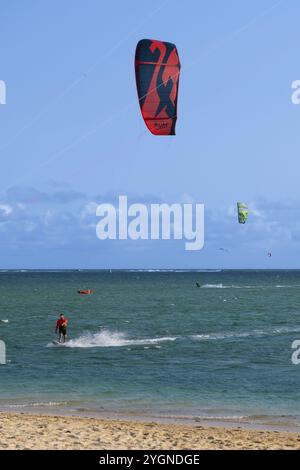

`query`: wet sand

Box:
[0,412,300,449]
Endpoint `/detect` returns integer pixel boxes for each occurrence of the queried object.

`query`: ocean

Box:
[0,270,300,429]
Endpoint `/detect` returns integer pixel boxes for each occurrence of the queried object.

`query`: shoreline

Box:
[0,411,300,450]
[1,406,299,433]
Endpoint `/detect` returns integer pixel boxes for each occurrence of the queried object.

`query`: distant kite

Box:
[237,202,248,224]
[135,39,181,135]
[267,252,272,257]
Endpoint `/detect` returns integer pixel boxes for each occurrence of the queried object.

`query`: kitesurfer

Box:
[55,314,69,343]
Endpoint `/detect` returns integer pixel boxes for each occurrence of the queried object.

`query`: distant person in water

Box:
[55,314,69,343]
[195,282,201,288]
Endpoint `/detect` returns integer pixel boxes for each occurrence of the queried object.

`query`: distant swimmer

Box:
[55,314,69,343]
[195,282,201,288]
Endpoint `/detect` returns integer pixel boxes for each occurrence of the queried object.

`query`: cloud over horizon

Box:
[0,185,299,268]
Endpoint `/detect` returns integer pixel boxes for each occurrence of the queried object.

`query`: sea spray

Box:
[61,330,177,348]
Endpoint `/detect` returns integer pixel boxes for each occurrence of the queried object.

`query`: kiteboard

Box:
[52,340,67,347]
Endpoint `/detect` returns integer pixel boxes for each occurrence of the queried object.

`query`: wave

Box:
[200,283,246,289]
[49,330,178,349]
[274,285,300,288]
[127,269,222,273]
[197,269,222,273]
[126,269,167,273]
[192,326,300,341]
[3,401,68,409]
[201,283,227,288]
[47,325,300,349]
[193,414,300,428]
[201,283,300,289]
[194,414,248,422]
[46,324,300,350]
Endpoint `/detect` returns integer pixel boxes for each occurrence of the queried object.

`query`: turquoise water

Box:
[0,270,300,428]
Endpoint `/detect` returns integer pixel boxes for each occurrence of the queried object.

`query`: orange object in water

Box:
[77,289,93,295]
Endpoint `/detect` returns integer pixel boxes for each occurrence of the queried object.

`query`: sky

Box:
[0,0,299,269]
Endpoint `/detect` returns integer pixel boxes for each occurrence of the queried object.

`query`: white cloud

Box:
[0,186,299,267]
[0,204,13,216]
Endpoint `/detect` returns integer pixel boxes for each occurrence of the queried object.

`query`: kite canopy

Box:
[135,39,181,135]
[237,202,248,224]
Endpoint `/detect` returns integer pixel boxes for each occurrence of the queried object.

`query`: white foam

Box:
[201,284,227,288]
[4,401,68,408]
[47,326,300,349]
[61,330,177,349]
[195,415,247,421]
[192,326,300,341]
[201,284,253,289]
[201,283,300,289]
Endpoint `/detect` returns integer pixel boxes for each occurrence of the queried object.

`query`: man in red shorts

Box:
[55,314,69,343]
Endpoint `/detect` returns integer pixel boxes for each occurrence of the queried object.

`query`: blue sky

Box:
[0,0,299,268]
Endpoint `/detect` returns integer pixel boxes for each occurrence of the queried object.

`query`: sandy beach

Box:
[0,413,299,450]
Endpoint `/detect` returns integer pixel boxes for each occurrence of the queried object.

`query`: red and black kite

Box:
[135,39,181,135]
